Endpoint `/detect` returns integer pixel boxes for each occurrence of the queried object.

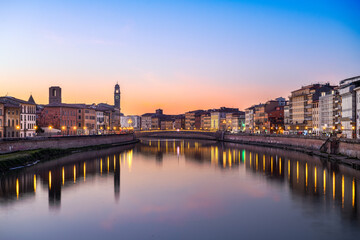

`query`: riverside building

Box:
[288,83,335,134]
[339,76,360,139]
[0,96,36,138]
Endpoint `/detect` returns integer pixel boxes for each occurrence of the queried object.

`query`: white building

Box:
[311,101,320,135]
[339,76,360,139]
[120,115,141,130]
[319,91,336,134]
[245,106,255,133]
[355,87,360,139]
[96,110,105,134]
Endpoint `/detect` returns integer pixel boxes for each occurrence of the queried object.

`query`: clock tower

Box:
[114,83,121,110]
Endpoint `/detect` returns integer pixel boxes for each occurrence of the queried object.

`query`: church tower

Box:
[49,86,62,104]
[114,83,121,110]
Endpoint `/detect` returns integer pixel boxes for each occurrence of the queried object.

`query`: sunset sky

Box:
[1,0,359,115]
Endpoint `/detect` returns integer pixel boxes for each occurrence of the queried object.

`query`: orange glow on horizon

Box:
[0,80,291,115]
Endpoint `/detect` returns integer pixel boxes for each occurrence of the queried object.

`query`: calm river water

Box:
[1,139,360,239]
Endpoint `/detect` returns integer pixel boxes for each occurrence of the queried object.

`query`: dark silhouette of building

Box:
[49,86,62,104]
[114,83,121,110]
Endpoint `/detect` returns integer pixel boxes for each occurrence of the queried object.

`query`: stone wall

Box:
[338,140,360,159]
[138,131,360,160]
[136,131,219,140]
[0,134,135,154]
[223,134,326,151]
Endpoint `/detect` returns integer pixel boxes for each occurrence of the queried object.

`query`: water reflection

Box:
[136,138,360,220]
[0,145,135,210]
[0,139,360,238]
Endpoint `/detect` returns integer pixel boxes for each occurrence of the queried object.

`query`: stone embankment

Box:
[137,131,360,168]
[0,133,137,154]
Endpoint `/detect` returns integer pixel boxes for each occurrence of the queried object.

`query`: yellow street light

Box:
[62,126,66,130]
[49,126,52,130]
[16,125,20,130]
[34,126,38,130]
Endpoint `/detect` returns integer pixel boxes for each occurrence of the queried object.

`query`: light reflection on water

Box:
[0,139,360,240]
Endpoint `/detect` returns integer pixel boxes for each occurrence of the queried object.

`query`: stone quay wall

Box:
[137,131,360,160]
[0,134,136,154]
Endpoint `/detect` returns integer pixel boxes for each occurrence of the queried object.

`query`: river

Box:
[0,138,359,239]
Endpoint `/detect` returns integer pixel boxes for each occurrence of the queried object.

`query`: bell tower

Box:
[49,86,62,104]
[114,83,121,110]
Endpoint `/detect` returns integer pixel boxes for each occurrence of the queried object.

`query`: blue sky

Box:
[0,0,359,114]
